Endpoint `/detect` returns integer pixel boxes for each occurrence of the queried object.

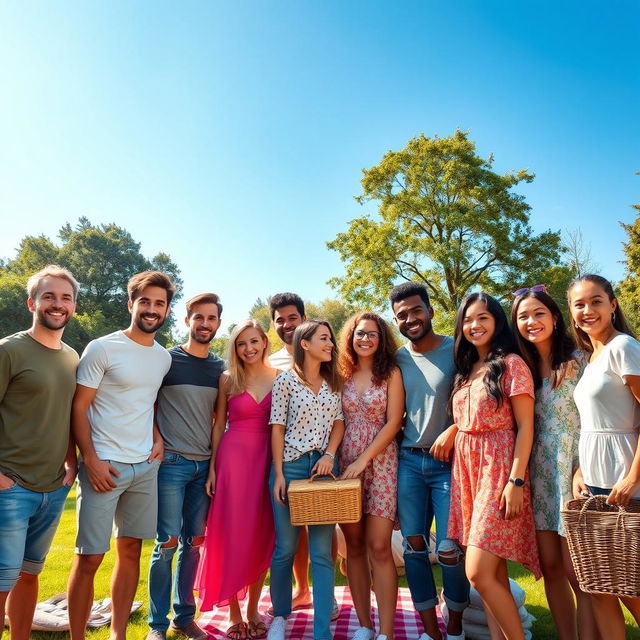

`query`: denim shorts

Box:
[0,482,70,591]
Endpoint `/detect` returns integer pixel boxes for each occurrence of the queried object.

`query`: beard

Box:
[276,325,295,345]
[399,319,432,343]
[134,312,167,334]
[190,327,215,344]
[36,308,72,331]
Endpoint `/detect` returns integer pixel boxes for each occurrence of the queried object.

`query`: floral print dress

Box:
[530,356,584,535]
[339,377,398,521]
[448,354,541,579]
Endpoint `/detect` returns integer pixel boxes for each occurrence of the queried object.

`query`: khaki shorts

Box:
[75,459,160,554]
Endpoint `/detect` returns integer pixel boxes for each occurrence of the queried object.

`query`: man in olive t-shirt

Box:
[0,265,79,640]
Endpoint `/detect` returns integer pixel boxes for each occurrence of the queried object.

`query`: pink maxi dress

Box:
[196,391,275,609]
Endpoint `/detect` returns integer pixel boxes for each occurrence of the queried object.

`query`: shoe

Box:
[248,620,268,639]
[169,620,208,640]
[226,622,248,640]
[446,633,465,640]
[350,628,375,640]
[146,631,167,640]
[331,597,340,621]
[267,616,286,640]
[418,634,437,640]
[376,636,388,640]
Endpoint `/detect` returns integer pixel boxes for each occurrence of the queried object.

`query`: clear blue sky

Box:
[1,1,638,330]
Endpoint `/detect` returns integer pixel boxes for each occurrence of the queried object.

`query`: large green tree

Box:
[0,218,183,352]
[328,130,564,321]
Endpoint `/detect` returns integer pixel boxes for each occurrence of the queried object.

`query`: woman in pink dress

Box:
[448,293,540,640]
[338,312,404,640]
[196,319,278,640]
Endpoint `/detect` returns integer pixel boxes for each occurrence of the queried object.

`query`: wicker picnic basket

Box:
[288,473,362,526]
[562,496,640,597]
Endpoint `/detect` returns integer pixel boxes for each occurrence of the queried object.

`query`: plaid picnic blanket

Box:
[198,586,446,640]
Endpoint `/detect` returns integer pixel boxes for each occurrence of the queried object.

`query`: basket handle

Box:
[578,495,628,529]
[308,472,338,482]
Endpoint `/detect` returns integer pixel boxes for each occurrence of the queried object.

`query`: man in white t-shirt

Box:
[267,292,306,372]
[67,271,176,640]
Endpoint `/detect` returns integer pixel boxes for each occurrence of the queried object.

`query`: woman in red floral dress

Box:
[338,312,404,640]
[448,293,540,640]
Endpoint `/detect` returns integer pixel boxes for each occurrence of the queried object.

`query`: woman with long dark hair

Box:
[448,293,540,640]
[512,287,596,640]
[268,320,345,640]
[568,274,640,638]
[337,312,404,640]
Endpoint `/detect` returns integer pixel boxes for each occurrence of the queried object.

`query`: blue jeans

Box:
[397,447,469,612]
[0,482,70,591]
[148,453,210,631]
[586,485,611,496]
[269,452,335,640]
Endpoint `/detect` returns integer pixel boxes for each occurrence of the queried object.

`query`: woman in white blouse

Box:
[268,320,345,640]
[569,274,640,638]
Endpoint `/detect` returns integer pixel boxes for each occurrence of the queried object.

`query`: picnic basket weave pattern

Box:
[288,473,362,526]
[562,496,640,597]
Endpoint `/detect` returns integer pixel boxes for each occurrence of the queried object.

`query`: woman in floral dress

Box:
[338,312,404,640]
[512,287,597,640]
[448,293,540,640]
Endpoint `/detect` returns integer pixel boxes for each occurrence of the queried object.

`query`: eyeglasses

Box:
[512,284,547,297]
[354,329,380,341]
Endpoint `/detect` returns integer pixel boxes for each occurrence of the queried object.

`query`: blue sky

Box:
[1,1,638,329]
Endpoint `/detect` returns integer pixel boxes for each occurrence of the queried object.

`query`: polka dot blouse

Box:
[269,370,344,462]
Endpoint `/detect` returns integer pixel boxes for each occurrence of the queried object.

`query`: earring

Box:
[574,321,578,329]
[612,311,617,323]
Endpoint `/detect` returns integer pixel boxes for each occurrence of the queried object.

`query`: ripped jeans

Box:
[397,447,469,612]
[148,453,210,631]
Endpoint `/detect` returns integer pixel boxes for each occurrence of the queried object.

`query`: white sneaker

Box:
[267,616,286,640]
[350,628,375,640]
[446,633,465,640]
[376,635,388,640]
[418,634,437,640]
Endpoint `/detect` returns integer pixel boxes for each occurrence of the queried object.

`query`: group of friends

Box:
[0,264,639,640]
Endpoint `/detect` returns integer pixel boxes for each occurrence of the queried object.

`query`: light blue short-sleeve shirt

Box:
[395,336,455,448]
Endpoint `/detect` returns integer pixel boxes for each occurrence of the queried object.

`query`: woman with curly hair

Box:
[338,312,404,640]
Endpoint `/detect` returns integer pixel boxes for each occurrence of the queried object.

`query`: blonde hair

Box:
[26,265,79,300]
[226,319,271,396]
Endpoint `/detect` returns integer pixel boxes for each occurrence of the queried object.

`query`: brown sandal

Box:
[248,620,268,639]
[227,622,248,640]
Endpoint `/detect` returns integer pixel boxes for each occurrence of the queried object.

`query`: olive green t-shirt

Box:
[0,331,79,491]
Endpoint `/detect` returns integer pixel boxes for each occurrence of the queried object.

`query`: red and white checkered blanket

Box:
[198,586,446,640]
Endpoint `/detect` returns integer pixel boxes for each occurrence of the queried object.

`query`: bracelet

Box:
[323,451,335,460]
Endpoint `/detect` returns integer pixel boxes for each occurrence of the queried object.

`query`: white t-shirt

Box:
[77,330,172,463]
[268,346,294,371]
[574,333,640,493]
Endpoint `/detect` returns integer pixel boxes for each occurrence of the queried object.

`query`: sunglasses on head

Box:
[512,284,547,297]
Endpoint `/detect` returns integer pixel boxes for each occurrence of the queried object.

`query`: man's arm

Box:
[72,384,120,492]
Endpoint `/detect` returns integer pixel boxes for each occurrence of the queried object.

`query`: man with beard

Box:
[67,271,176,640]
[268,292,306,371]
[146,293,224,640]
[0,265,79,640]
[390,282,468,640]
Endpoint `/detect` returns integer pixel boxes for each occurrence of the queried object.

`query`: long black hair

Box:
[450,292,518,409]
[512,290,576,390]
[567,274,635,352]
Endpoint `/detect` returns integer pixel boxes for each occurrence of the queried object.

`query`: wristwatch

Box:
[509,477,525,487]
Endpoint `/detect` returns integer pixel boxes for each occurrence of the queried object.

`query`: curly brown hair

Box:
[339,312,398,385]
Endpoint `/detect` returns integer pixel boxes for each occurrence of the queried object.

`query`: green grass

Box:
[18,493,638,639]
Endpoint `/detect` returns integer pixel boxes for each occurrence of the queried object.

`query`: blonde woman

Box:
[196,320,279,640]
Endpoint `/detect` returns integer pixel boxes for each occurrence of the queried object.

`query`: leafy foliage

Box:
[0,218,182,352]
[328,130,564,324]
[618,201,640,332]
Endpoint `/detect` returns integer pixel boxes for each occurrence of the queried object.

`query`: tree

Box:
[327,130,564,322]
[0,218,183,352]
[618,199,640,332]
